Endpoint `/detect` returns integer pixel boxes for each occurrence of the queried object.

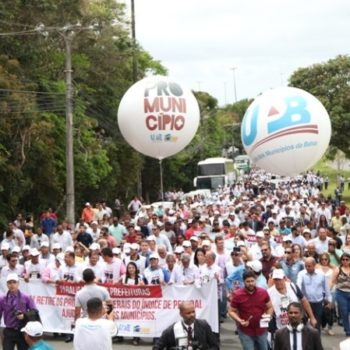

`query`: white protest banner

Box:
[0,279,218,337]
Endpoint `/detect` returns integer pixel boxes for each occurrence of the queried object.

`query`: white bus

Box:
[194,157,237,190]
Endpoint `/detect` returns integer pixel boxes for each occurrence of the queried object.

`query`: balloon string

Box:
[159,159,164,201]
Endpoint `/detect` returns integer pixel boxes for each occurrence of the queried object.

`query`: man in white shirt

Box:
[74,297,117,350]
[59,251,82,283]
[50,225,73,252]
[24,248,46,282]
[170,253,200,285]
[311,228,330,254]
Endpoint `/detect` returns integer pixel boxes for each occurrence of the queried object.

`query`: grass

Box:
[313,158,350,205]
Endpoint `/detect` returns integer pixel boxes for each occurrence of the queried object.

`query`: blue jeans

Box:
[336,289,350,335]
[237,329,268,350]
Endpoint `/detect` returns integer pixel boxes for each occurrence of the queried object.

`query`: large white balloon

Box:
[241,87,331,176]
[118,76,200,159]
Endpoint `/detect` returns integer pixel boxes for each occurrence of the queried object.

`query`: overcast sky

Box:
[125,0,350,106]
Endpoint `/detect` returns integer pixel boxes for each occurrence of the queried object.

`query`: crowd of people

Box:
[0,169,350,349]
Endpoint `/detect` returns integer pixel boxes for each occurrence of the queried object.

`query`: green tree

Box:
[289,55,350,157]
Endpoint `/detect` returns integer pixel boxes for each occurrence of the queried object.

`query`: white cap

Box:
[130,243,139,250]
[90,243,101,250]
[182,240,191,248]
[283,236,293,242]
[272,269,285,280]
[1,242,9,250]
[202,240,211,247]
[40,241,49,248]
[168,209,175,215]
[236,241,246,247]
[65,246,74,253]
[256,231,264,238]
[22,245,31,251]
[146,235,156,242]
[149,253,159,260]
[303,228,311,234]
[91,221,98,225]
[7,273,19,282]
[12,246,21,253]
[56,253,65,265]
[30,248,40,257]
[174,246,184,254]
[247,260,262,273]
[112,247,121,255]
[52,243,61,250]
[190,236,199,242]
[134,226,141,231]
[21,321,44,337]
[85,202,91,206]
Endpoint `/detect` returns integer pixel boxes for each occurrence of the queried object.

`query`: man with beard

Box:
[229,270,273,350]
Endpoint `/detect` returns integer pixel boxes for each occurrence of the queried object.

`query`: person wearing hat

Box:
[267,269,317,332]
[87,221,100,242]
[143,253,165,285]
[0,253,24,280]
[0,242,11,269]
[81,202,94,224]
[21,321,53,350]
[38,242,55,266]
[124,242,147,275]
[0,273,38,350]
[24,249,46,282]
[19,245,31,265]
[170,253,200,285]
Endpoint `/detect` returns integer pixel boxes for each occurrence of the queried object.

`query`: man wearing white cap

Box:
[143,253,165,285]
[0,253,24,280]
[0,242,11,270]
[21,321,53,350]
[39,242,55,266]
[24,249,46,282]
[0,273,38,350]
[267,269,317,331]
[124,243,146,275]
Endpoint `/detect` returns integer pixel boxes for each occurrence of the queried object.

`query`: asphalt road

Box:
[44,319,348,349]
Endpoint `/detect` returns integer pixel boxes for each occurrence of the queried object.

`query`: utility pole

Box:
[63,29,75,225]
[55,24,95,224]
[231,67,237,102]
[131,0,142,198]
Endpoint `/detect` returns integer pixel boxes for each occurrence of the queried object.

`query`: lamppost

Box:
[231,67,237,102]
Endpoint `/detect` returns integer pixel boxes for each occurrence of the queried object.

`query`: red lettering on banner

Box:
[56,282,84,296]
[56,282,162,298]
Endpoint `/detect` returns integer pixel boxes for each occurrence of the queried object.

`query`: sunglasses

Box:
[285,251,292,254]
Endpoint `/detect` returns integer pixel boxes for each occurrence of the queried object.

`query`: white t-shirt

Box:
[102,258,125,283]
[59,264,81,282]
[74,317,117,350]
[267,283,299,329]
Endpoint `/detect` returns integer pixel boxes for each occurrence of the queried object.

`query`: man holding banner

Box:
[153,301,219,350]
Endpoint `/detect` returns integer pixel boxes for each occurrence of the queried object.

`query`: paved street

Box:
[44,318,348,349]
